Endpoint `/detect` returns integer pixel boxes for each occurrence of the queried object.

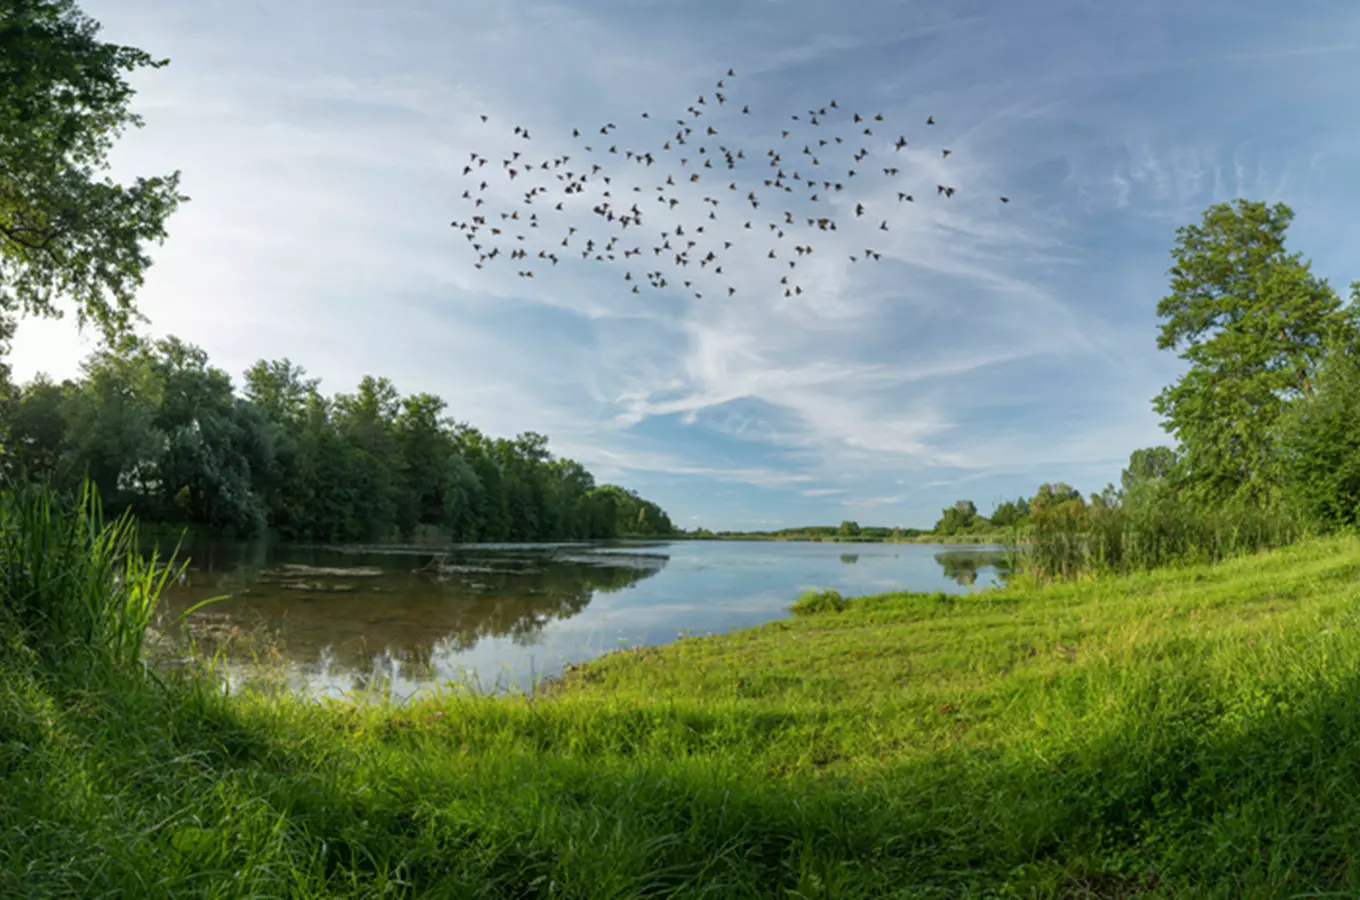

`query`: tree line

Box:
[6,3,1360,561]
[679,523,930,541]
[932,200,1360,574]
[690,199,1360,559]
[0,337,676,542]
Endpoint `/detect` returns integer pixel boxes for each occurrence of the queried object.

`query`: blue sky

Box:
[12,0,1360,531]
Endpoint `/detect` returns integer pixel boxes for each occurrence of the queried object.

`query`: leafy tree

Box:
[1151,200,1358,504]
[837,520,860,538]
[60,340,162,507]
[1,0,187,340]
[1275,311,1360,530]
[1121,446,1181,496]
[3,372,71,481]
[441,451,483,540]
[243,358,318,428]
[1089,483,1121,510]
[591,484,675,537]
[331,375,402,535]
[392,392,452,535]
[241,358,319,534]
[935,499,982,536]
[144,337,272,534]
[989,496,1030,528]
[1029,483,1082,516]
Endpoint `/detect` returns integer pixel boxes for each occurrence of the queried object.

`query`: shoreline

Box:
[22,509,1351,894]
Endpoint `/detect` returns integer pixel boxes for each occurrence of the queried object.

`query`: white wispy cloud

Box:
[9,0,1360,528]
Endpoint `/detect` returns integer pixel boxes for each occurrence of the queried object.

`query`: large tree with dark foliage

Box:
[2,337,676,541]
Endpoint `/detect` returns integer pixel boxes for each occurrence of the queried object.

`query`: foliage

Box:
[0,337,675,541]
[989,495,1029,528]
[1028,482,1082,516]
[790,587,850,615]
[933,498,990,536]
[1010,448,1310,581]
[0,0,187,341]
[1121,445,1181,496]
[1275,302,1360,531]
[1151,200,1358,506]
[0,479,181,675]
[1087,482,1120,510]
[684,524,929,542]
[11,498,1360,894]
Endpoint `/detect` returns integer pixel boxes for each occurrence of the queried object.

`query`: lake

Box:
[152,539,1010,701]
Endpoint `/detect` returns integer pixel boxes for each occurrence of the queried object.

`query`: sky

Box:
[11,0,1360,531]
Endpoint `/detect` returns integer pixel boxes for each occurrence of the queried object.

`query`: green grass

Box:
[8,484,1360,896]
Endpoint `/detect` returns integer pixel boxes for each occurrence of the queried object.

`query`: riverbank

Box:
[6,515,1360,895]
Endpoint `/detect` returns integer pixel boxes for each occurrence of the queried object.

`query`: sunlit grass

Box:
[6,483,1360,895]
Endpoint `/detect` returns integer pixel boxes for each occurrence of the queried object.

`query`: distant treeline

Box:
[677,523,929,541]
[0,337,675,543]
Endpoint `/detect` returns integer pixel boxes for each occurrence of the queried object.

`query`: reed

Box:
[0,480,185,675]
[1010,487,1311,582]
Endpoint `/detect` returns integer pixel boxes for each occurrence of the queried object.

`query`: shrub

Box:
[791,588,851,615]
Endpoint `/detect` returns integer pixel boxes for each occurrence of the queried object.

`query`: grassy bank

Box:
[7,487,1360,895]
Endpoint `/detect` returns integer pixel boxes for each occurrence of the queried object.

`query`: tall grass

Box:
[12,479,1360,895]
[1013,487,1311,582]
[0,480,185,675]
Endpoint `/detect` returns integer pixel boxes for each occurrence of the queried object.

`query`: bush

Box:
[791,588,851,615]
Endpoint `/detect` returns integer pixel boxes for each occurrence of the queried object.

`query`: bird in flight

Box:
[450,67,1010,304]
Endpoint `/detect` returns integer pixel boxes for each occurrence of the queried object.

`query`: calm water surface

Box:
[153,539,1008,700]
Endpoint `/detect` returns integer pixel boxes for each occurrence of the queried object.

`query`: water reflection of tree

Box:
[157,546,668,680]
[934,550,1012,587]
[840,553,859,564]
[423,553,667,653]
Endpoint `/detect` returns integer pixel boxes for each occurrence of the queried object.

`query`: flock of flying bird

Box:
[450,68,1011,302]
